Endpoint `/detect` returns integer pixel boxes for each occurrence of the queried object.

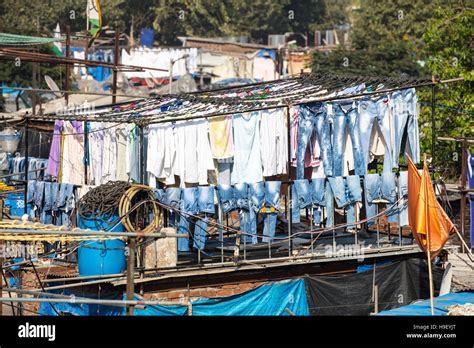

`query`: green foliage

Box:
[311,0,445,77]
[153,0,329,45]
[419,4,473,178]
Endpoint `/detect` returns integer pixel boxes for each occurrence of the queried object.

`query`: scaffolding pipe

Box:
[0,228,187,238]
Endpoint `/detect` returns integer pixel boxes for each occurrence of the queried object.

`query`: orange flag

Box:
[407,156,455,259]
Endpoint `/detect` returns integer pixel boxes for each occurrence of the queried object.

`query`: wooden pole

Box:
[424,154,435,316]
[65,26,71,106]
[112,31,119,104]
[126,237,135,316]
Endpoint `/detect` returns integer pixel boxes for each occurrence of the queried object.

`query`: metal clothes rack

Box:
[19,73,465,259]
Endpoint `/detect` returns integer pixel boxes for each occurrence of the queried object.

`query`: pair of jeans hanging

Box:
[55,183,75,227]
[193,186,215,250]
[296,103,333,179]
[327,175,362,229]
[358,96,393,174]
[247,181,282,244]
[364,173,398,226]
[292,178,335,227]
[392,88,420,167]
[234,183,255,244]
[177,186,215,251]
[164,187,182,230]
[40,182,59,225]
[262,181,281,243]
[332,102,365,176]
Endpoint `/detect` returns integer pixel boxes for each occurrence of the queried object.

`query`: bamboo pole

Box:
[424,154,435,316]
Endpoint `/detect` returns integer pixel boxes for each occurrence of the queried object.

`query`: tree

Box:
[152,0,329,46]
[419,3,473,178]
[310,0,453,77]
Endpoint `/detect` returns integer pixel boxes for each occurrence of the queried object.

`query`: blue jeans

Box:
[247,182,265,244]
[392,88,420,167]
[364,173,398,225]
[216,184,235,241]
[164,187,182,229]
[311,178,325,225]
[292,179,312,224]
[297,103,333,178]
[234,183,253,244]
[56,183,74,227]
[328,175,362,228]
[398,171,409,227]
[216,184,235,214]
[193,186,215,250]
[177,188,198,252]
[359,97,393,174]
[40,182,54,224]
[332,102,365,176]
[262,181,281,242]
[152,188,165,203]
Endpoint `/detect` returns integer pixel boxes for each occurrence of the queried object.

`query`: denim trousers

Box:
[262,181,281,242]
[193,186,215,250]
[332,102,365,176]
[328,175,362,228]
[311,178,326,225]
[217,184,254,243]
[177,188,198,252]
[293,178,334,227]
[40,182,59,224]
[247,182,265,244]
[234,183,253,244]
[292,179,312,224]
[216,184,235,241]
[164,187,182,230]
[364,173,398,225]
[392,88,420,167]
[56,183,75,227]
[397,171,409,227]
[296,103,333,178]
[359,97,393,174]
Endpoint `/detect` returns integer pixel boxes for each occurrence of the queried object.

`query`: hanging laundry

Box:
[147,122,176,186]
[232,112,263,184]
[182,119,214,185]
[61,121,85,185]
[46,120,63,178]
[126,124,140,183]
[88,122,118,185]
[209,116,234,159]
[115,124,128,181]
[260,108,288,177]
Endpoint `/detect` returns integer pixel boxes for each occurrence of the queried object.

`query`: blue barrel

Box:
[77,214,126,277]
[5,193,31,217]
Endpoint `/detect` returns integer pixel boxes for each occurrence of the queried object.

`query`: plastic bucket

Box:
[77,214,126,277]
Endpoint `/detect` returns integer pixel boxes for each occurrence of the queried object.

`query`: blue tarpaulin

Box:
[128,279,308,316]
[38,289,123,316]
[191,279,308,316]
[123,294,187,316]
[39,280,307,316]
[377,292,474,316]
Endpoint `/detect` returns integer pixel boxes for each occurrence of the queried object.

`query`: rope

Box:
[77,181,131,230]
[118,184,163,233]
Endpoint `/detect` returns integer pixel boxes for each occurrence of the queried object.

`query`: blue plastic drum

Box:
[77,214,126,277]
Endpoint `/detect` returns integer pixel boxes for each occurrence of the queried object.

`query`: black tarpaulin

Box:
[304,257,444,316]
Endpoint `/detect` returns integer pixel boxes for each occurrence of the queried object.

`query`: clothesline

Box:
[23,73,436,124]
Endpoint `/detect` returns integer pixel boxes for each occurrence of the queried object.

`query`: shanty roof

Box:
[23,73,435,124]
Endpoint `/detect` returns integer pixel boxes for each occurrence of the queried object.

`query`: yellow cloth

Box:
[408,157,454,259]
[209,116,234,159]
